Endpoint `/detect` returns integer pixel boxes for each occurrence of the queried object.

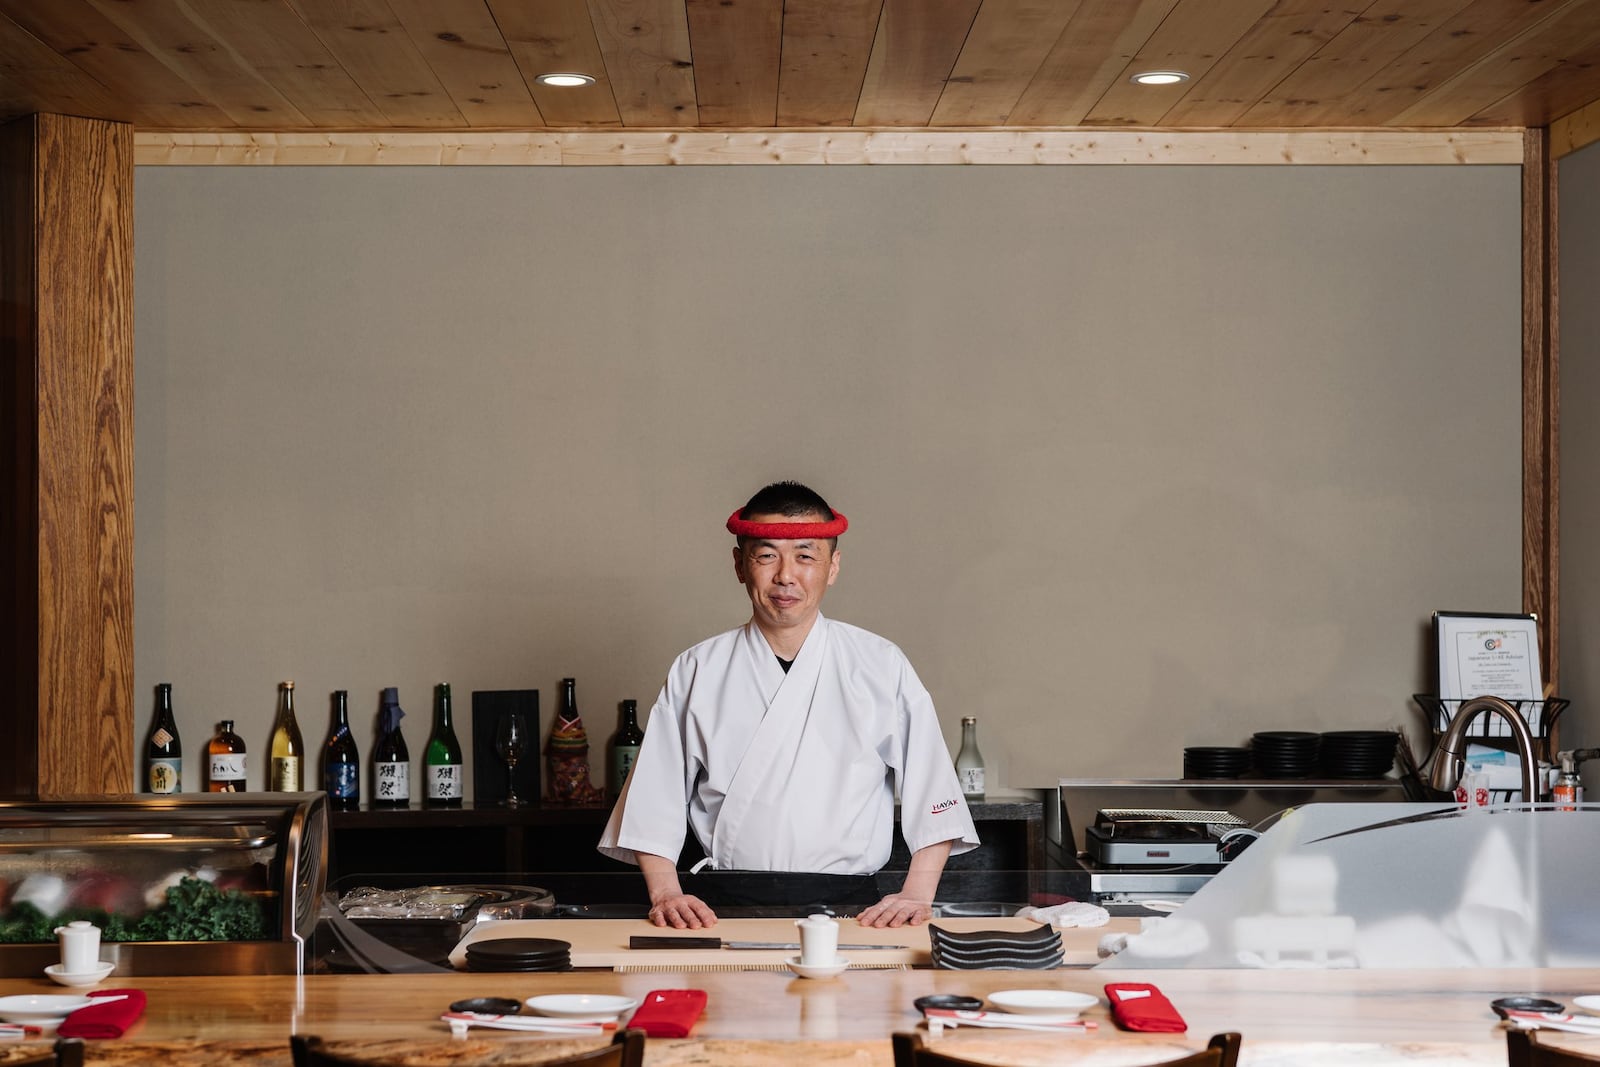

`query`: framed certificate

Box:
[1432,611,1543,736]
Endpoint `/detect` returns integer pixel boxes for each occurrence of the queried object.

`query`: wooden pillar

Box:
[0,113,135,798]
[1522,128,1559,693]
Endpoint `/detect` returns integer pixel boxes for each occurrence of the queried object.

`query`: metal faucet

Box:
[1428,695,1539,803]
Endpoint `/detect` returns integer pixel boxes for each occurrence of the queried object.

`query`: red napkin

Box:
[1103,983,1186,1032]
[58,989,146,1039]
[625,989,706,1037]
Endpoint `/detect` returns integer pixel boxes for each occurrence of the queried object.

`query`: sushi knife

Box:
[629,936,908,950]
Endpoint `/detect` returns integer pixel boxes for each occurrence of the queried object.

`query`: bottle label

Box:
[209,753,246,782]
[148,759,181,794]
[959,767,985,797]
[151,728,175,748]
[612,745,640,793]
[326,762,358,800]
[271,756,301,791]
[427,763,462,799]
[1555,781,1580,810]
[375,761,410,801]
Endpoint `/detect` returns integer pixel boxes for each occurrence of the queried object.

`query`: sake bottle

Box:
[207,720,247,792]
[323,689,360,808]
[955,716,985,802]
[608,699,644,799]
[372,687,410,807]
[269,680,306,790]
[424,682,463,805]
[145,683,182,794]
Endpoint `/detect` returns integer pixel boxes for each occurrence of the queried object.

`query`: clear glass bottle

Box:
[372,687,410,807]
[608,699,645,800]
[207,719,247,792]
[955,715,986,801]
[323,689,360,809]
[424,682,463,805]
[145,683,182,794]
[269,680,306,790]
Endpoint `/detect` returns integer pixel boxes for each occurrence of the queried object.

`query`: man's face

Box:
[732,511,840,639]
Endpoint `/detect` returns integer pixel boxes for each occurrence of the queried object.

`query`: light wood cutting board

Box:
[450,916,1130,970]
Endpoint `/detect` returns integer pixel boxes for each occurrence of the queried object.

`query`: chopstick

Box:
[0,1025,42,1040]
[439,1012,616,1035]
[923,1009,1096,1034]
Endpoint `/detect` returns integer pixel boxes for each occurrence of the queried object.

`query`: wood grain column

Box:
[1523,127,1560,693]
[0,113,134,798]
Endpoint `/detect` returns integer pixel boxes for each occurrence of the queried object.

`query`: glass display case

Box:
[0,793,326,977]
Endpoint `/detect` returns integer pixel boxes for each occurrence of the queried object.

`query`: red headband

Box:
[726,509,848,539]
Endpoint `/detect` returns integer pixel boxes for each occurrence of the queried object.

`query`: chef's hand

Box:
[648,892,718,929]
[638,852,718,928]
[856,892,932,928]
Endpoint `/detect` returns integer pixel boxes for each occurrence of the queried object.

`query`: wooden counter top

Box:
[3,964,1599,1066]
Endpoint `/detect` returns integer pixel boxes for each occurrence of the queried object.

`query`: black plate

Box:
[449,996,524,1015]
[914,994,983,1013]
[1490,996,1564,1018]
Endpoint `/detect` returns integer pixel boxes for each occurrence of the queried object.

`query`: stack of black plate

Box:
[927,923,1063,970]
[1319,730,1399,778]
[1251,731,1320,779]
[464,936,572,972]
[1182,746,1251,779]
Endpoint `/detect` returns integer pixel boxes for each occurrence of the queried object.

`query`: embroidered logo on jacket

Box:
[929,798,960,815]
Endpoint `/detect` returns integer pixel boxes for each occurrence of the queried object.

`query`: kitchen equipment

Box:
[627,935,905,950]
[1085,808,1245,867]
[337,884,555,966]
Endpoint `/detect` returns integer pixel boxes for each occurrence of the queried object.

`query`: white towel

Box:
[1016,901,1111,928]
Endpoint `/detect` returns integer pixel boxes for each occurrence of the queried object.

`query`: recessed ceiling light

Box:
[1131,70,1190,86]
[536,73,595,88]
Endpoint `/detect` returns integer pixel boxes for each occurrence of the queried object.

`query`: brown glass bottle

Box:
[208,719,248,792]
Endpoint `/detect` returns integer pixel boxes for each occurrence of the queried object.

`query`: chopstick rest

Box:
[625,989,707,1037]
[1104,982,1187,1032]
[58,989,146,1039]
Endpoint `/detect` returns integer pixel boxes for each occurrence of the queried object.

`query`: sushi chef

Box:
[598,481,979,929]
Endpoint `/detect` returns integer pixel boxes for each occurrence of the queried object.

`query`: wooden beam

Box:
[0,113,135,798]
[1551,94,1600,158]
[132,128,1526,166]
[1522,127,1559,692]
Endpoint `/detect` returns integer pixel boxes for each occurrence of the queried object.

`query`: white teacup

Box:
[795,913,839,966]
[54,920,101,974]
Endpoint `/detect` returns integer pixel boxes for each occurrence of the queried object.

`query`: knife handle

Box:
[629,936,720,950]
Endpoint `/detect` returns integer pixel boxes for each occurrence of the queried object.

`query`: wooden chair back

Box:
[1507,1028,1600,1067]
[292,1028,645,1067]
[893,1030,1241,1067]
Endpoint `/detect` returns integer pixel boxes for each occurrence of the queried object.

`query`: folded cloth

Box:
[1104,983,1186,1033]
[625,989,707,1038]
[59,989,146,1039]
[1016,902,1111,929]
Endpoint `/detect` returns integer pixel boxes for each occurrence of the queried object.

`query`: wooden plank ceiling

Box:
[3,0,1600,131]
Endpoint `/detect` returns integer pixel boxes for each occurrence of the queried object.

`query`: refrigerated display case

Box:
[0,792,326,977]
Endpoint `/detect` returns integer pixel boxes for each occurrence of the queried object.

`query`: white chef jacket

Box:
[598,614,980,874]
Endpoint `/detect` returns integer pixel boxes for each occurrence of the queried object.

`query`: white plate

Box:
[44,962,115,988]
[786,955,849,979]
[1574,995,1600,1016]
[986,990,1098,1018]
[524,994,639,1019]
[0,994,96,1027]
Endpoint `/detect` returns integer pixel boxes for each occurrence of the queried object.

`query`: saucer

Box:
[0,993,96,1028]
[786,955,848,979]
[44,962,114,988]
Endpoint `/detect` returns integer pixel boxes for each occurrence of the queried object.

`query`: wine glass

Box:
[495,710,528,808]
